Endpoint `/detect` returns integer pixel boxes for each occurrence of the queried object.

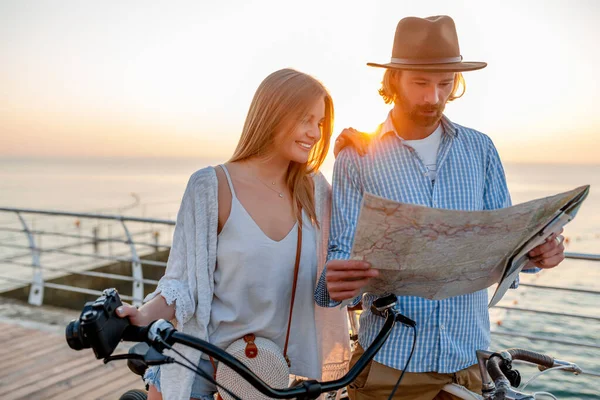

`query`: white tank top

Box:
[206,165,319,378]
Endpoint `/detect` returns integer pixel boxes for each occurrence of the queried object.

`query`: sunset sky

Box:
[1,0,599,164]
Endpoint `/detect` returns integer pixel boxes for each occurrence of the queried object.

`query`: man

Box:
[315,15,566,400]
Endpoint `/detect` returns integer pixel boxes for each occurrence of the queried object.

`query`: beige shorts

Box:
[347,343,482,400]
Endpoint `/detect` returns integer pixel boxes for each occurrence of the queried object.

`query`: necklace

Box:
[257,177,285,198]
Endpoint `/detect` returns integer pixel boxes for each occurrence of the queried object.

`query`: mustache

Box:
[415,103,443,113]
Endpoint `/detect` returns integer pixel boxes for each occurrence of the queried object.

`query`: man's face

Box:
[395,70,456,127]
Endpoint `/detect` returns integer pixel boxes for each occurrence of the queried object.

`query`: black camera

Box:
[66,288,130,359]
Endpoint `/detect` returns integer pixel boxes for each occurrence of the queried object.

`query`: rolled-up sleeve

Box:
[315,150,364,308]
[144,177,197,327]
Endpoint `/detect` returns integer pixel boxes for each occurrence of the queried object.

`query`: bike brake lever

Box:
[102,347,174,366]
[103,353,143,364]
[537,360,582,375]
[144,346,174,366]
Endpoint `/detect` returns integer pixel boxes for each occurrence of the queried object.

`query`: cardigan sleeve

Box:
[144,169,215,328]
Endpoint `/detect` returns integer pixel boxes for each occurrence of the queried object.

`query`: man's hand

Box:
[326,260,379,301]
[528,229,565,269]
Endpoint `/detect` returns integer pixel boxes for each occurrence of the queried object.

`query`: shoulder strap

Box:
[283,209,302,365]
[218,164,237,198]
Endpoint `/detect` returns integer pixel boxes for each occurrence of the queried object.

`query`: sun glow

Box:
[1,1,599,164]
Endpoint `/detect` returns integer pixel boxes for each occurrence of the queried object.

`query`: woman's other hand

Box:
[333,128,372,158]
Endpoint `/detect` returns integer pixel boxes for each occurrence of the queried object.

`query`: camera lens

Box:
[65,319,88,350]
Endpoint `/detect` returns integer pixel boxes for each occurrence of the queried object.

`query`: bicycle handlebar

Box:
[486,348,555,385]
[480,348,582,399]
[121,307,405,399]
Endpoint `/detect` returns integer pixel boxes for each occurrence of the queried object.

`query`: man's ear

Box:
[390,70,402,101]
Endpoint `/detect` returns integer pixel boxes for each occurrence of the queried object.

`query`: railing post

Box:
[120,219,144,307]
[153,230,160,252]
[92,226,99,253]
[16,212,44,305]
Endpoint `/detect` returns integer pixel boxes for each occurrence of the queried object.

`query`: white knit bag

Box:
[215,335,290,400]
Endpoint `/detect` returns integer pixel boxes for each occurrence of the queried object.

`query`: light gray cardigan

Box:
[144,167,351,400]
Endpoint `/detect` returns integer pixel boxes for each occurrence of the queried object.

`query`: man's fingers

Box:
[327,259,372,271]
[529,233,563,257]
[326,260,378,300]
[530,245,565,264]
[326,268,378,282]
[328,278,373,293]
[331,290,362,302]
[530,240,564,262]
[531,252,565,269]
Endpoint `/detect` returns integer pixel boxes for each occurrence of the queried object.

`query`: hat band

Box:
[390,55,463,65]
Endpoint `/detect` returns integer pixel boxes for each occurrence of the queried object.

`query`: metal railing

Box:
[487,251,600,352]
[0,207,175,306]
[0,207,598,354]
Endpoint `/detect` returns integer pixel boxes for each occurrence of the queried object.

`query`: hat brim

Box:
[367,61,487,72]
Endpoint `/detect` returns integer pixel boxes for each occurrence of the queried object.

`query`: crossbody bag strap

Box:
[283,210,303,365]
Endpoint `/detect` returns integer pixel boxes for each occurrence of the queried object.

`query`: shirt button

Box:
[440,324,445,330]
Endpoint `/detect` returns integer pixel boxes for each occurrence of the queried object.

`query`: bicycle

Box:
[65,289,582,400]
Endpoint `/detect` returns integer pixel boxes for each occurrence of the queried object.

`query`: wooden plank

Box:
[0,325,34,342]
[0,322,145,400]
[1,330,62,357]
[1,354,96,399]
[41,362,143,400]
[1,342,79,382]
[95,373,146,400]
[0,341,68,379]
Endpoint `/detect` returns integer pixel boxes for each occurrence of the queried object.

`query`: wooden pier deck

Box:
[0,301,145,400]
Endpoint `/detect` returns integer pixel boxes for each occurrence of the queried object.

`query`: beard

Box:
[396,90,445,127]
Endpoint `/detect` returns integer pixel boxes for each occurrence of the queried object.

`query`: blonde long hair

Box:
[229,69,333,226]
[378,69,466,104]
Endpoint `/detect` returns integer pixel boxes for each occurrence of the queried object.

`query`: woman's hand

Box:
[334,128,372,158]
[116,295,176,327]
[116,302,153,326]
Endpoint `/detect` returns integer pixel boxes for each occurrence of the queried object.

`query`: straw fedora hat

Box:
[367,15,487,72]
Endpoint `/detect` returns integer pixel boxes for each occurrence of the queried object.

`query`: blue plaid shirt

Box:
[315,113,533,373]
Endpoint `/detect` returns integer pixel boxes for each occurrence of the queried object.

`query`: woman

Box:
[117,68,370,400]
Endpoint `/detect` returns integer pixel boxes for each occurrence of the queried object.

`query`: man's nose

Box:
[423,87,440,105]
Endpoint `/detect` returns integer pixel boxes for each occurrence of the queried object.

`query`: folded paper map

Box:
[349,185,589,306]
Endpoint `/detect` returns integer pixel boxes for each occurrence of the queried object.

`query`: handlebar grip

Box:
[487,348,555,386]
[486,355,506,384]
[121,324,150,343]
[508,348,554,368]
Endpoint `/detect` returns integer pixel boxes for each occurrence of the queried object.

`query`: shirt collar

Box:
[377,111,458,140]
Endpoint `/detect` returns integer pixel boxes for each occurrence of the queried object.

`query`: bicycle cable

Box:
[520,364,574,391]
[531,391,558,400]
[386,324,418,400]
[158,337,243,400]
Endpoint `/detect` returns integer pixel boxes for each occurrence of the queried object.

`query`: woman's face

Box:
[272,97,325,164]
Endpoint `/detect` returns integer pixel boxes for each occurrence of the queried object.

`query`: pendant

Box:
[279,193,284,198]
